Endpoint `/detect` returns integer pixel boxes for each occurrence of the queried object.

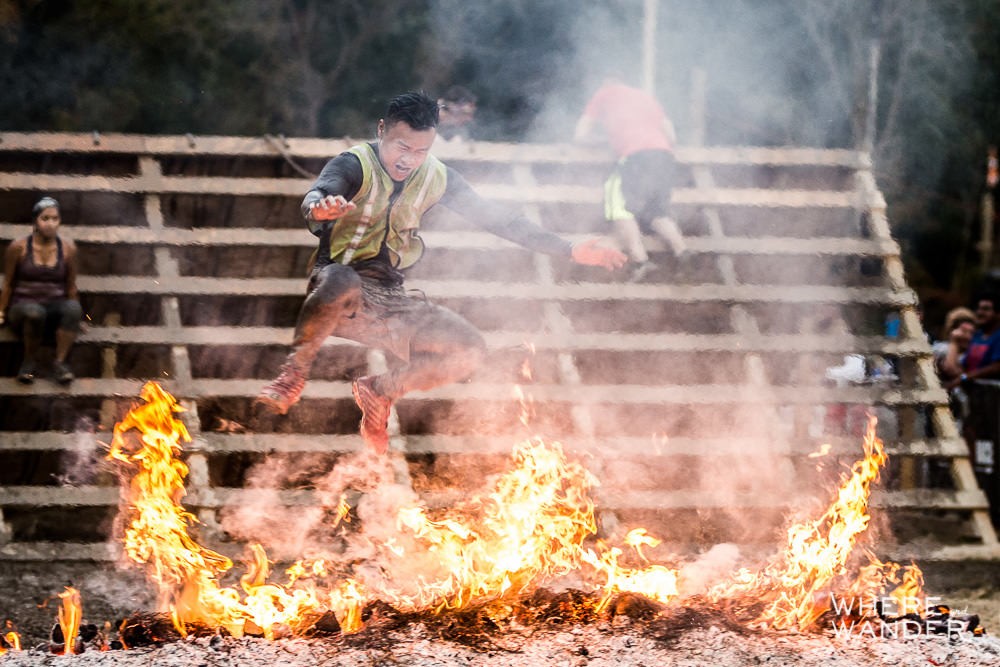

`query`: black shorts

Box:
[605,149,676,231]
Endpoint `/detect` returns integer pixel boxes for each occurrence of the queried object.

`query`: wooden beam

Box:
[0,377,945,406]
[0,327,933,360]
[0,430,970,460]
[0,275,916,306]
[0,224,902,258]
[0,131,865,167]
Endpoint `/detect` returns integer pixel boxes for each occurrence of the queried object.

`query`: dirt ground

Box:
[1,558,1000,664]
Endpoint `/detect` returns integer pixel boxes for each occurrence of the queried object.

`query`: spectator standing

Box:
[947,294,1000,389]
[0,197,82,384]
[574,78,684,281]
[933,306,976,384]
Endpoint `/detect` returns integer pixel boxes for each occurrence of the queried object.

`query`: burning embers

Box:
[104,382,679,641]
[0,621,21,654]
[10,381,982,652]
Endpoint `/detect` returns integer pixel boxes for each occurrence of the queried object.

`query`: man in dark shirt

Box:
[948,294,1000,389]
[256,92,626,453]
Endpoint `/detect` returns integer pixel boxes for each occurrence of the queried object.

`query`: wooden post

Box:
[690,67,707,147]
[642,0,658,95]
[861,40,880,155]
[981,146,998,272]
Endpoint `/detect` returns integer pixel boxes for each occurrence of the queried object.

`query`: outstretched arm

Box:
[440,167,626,270]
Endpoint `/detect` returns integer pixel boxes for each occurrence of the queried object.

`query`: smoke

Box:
[55,416,104,487]
[413,0,974,554]
[423,0,974,171]
[219,451,406,562]
[677,542,742,596]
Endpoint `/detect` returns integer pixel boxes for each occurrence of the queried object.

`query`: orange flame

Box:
[377,438,600,612]
[109,382,681,637]
[108,382,329,638]
[57,586,81,655]
[0,621,20,654]
[709,414,922,631]
[111,383,926,638]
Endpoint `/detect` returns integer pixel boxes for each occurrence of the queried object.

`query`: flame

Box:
[57,586,81,655]
[807,443,832,459]
[111,382,936,639]
[513,385,535,428]
[515,342,536,427]
[109,382,681,638]
[0,621,20,654]
[708,414,922,631]
[520,342,535,382]
[376,438,600,612]
[108,382,329,638]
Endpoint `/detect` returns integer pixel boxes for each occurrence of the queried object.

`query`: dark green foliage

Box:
[1,0,999,318]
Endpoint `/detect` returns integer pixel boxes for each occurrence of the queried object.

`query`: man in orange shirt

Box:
[575,78,684,281]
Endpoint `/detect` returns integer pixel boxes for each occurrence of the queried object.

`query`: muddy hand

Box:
[571,237,628,271]
[309,195,357,221]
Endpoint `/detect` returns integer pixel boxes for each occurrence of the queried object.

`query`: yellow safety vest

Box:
[324,143,447,269]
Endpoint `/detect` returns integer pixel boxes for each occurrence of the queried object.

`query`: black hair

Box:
[385,92,439,131]
[32,196,59,219]
[975,293,1000,311]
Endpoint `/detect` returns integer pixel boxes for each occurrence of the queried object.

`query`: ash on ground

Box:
[1,619,999,667]
[3,561,1000,666]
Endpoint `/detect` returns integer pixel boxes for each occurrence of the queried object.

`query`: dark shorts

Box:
[604,149,676,231]
[307,263,482,364]
[7,299,82,340]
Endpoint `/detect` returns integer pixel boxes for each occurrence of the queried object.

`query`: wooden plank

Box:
[0,377,144,397]
[0,326,932,360]
[0,483,987,513]
[4,539,997,564]
[0,376,928,405]
[0,541,118,561]
[0,170,856,208]
[0,377,947,405]
[0,171,311,196]
[0,223,313,247]
[871,489,991,511]
[0,224,902,258]
[0,275,916,306]
[196,433,968,459]
[673,146,865,168]
[0,486,118,506]
[0,431,114,451]
[0,431,970,460]
[0,132,864,167]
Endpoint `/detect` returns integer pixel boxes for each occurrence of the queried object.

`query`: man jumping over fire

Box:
[256,92,627,453]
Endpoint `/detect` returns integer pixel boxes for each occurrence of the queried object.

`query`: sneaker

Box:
[53,361,74,385]
[16,359,35,384]
[255,360,307,415]
[352,376,392,454]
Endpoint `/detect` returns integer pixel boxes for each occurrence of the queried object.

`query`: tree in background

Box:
[2,0,1000,327]
[0,0,427,136]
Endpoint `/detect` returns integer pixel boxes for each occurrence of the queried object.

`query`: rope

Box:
[263,134,318,179]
